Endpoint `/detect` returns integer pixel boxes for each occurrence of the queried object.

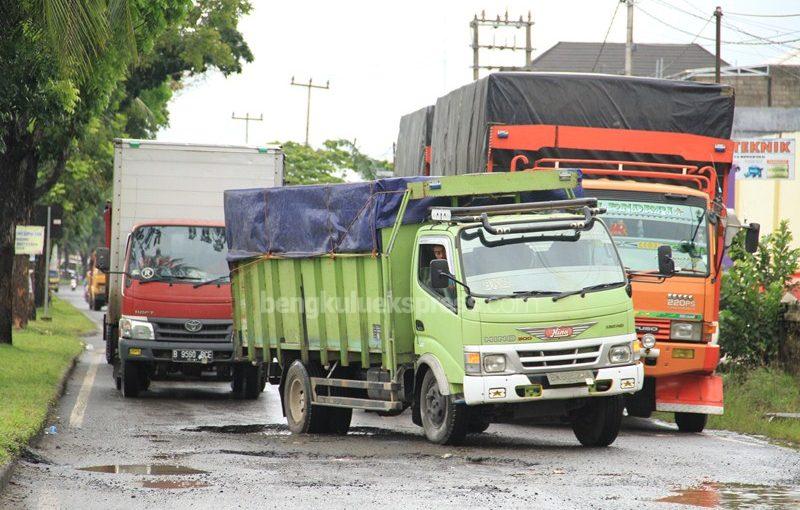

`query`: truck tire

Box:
[419,369,468,445]
[675,412,707,433]
[105,337,117,365]
[231,365,244,395]
[121,361,141,398]
[571,395,624,447]
[468,409,492,434]
[242,364,263,400]
[283,361,330,434]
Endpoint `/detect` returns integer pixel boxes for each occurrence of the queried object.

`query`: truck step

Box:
[310,377,398,391]
[314,395,403,412]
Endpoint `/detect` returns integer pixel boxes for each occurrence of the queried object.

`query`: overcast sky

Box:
[157,0,800,160]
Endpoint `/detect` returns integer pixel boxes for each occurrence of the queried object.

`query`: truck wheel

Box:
[675,412,707,433]
[283,361,329,434]
[571,395,624,447]
[105,337,117,365]
[468,409,492,434]
[242,364,264,400]
[121,361,140,398]
[419,369,468,445]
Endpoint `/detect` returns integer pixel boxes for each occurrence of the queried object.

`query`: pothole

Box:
[78,464,207,475]
[657,481,800,508]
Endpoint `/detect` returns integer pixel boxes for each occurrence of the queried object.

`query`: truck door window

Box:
[417,241,457,310]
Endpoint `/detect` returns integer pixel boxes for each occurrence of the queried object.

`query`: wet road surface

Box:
[2,288,800,509]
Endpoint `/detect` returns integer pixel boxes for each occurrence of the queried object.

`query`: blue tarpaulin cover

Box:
[224,175,580,261]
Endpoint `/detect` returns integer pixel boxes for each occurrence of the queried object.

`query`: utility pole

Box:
[291,77,330,146]
[470,10,534,80]
[624,0,634,76]
[231,112,263,144]
[42,206,51,321]
[714,6,723,84]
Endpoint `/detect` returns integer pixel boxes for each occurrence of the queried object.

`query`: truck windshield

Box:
[127,226,228,282]
[459,222,625,297]
[598,199,709,275]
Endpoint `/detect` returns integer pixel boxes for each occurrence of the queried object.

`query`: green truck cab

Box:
[225,170,644,446]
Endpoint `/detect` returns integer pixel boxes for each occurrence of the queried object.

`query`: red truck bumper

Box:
[655,373,724,415]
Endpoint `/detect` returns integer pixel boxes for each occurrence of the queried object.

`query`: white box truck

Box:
[97,139,283,398]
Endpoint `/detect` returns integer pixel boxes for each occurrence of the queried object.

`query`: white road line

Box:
[68,352,101,429]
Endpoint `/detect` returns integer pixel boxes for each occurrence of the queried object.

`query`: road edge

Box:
[0,346,83,494]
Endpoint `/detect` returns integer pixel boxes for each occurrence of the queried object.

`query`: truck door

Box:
[412,236,463,382]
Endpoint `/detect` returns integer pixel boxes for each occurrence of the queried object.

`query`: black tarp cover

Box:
[224,173,581,260]
[429,72,735,175]
[394,105,435,177]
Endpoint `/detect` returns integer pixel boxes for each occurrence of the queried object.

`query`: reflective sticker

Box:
[488,388,506,399]
[140,267,155,280]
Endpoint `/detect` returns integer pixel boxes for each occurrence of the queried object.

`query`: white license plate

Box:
[172,349,213,364]
[546,370,594,386]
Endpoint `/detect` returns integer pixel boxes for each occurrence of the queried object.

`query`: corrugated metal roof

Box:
[530,42,726,78]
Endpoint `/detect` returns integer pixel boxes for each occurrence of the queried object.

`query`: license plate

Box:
[546,370,594,386]
[172,349,213,364]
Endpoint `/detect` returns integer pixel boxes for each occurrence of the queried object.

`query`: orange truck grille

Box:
[635,318,670,342]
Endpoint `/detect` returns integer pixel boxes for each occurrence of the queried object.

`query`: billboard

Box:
[733,138,795,180]
[14,226,45,255]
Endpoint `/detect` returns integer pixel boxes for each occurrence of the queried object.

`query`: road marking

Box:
[68,352,102,429]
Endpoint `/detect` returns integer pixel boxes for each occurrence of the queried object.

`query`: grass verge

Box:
[0,297,94,463]
[657,367,800,445]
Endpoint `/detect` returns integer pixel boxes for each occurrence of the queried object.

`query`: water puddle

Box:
[182,423,288,435]
[657,481,800,508]
[78,464,207,475]
[142,480,211,489]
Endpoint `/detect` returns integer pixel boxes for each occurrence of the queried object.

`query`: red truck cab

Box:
[113,220,235,397]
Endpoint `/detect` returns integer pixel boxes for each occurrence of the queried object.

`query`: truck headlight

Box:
[608,345,632,364]
[670,321,702,341]
[119,316,154,340]
[483,354,506,373]
[641,333,657,349]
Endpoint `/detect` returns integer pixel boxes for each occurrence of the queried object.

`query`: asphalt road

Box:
[2,287,800,509]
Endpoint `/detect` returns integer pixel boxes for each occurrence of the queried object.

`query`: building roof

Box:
[530,42,727,78]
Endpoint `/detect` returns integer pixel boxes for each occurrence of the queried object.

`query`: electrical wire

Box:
[592,0,622,73]
[659,14,714,77]
[727,11,800,18]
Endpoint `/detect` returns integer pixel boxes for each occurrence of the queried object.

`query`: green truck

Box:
[224,170,645,446]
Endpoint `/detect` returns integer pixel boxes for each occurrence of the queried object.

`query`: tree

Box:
[0,0,191,343]
[281,140,393,185]
[720,220,800,366]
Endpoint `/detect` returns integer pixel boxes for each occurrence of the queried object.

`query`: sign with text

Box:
[733,138,795,180]
[14,225,45,255]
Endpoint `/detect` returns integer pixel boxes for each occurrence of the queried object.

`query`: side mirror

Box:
[430,259,451,289]
[658,245,675,275]
[95,247,110,273]
[745,223,760,254]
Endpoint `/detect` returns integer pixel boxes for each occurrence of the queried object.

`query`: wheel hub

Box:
[425,383,446,426]
[288,378,306,422]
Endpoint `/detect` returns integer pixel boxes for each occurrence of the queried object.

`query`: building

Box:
[529,41,723,77]
[676,65,800,107]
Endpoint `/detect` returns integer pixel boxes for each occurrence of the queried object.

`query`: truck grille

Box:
[635,318,670,342]
[152,318,232,343]
[517,343,602,369]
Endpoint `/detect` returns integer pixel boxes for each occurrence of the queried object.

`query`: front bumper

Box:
[463,363,644,405]
[119,338,233,364]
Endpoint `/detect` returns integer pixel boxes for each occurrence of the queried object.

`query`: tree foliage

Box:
[720,220,800,366]
[282,139,393,185]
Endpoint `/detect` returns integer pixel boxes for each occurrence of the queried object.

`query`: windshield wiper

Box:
[551,281,627,302]
[139,275,201,285]
[193,275,230,288]
[484,290,558,303]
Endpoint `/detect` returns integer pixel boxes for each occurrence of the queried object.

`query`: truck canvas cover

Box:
[224,175,578,260]
[394,105,434,177]
[430,72,735,175]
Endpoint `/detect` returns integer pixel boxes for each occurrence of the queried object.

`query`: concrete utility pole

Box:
[42,206,51,321]
[624,0,634,76]
[291,77,330,146]
[470,10,534,80]
[714,6,723,84]
[231,112,263,144]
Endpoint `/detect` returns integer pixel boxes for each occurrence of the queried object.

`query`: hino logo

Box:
[184,320,203,333]
[517,322,596,341]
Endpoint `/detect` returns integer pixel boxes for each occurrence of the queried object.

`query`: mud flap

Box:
[655,374,723,415]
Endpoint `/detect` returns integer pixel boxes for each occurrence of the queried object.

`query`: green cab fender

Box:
[415,349,465,396]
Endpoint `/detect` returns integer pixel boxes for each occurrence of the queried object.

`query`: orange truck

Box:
[396,72,760,432]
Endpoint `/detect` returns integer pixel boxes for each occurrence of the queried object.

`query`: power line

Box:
[728,11,800,18]
[647,0,800,49]
[660,14,713,76]
[636,4,800,49]
[592,1,622,73]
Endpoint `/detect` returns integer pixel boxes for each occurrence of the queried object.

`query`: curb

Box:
[0,346,83,495]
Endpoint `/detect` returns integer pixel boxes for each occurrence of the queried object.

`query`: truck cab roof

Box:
[583,178,710,201]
